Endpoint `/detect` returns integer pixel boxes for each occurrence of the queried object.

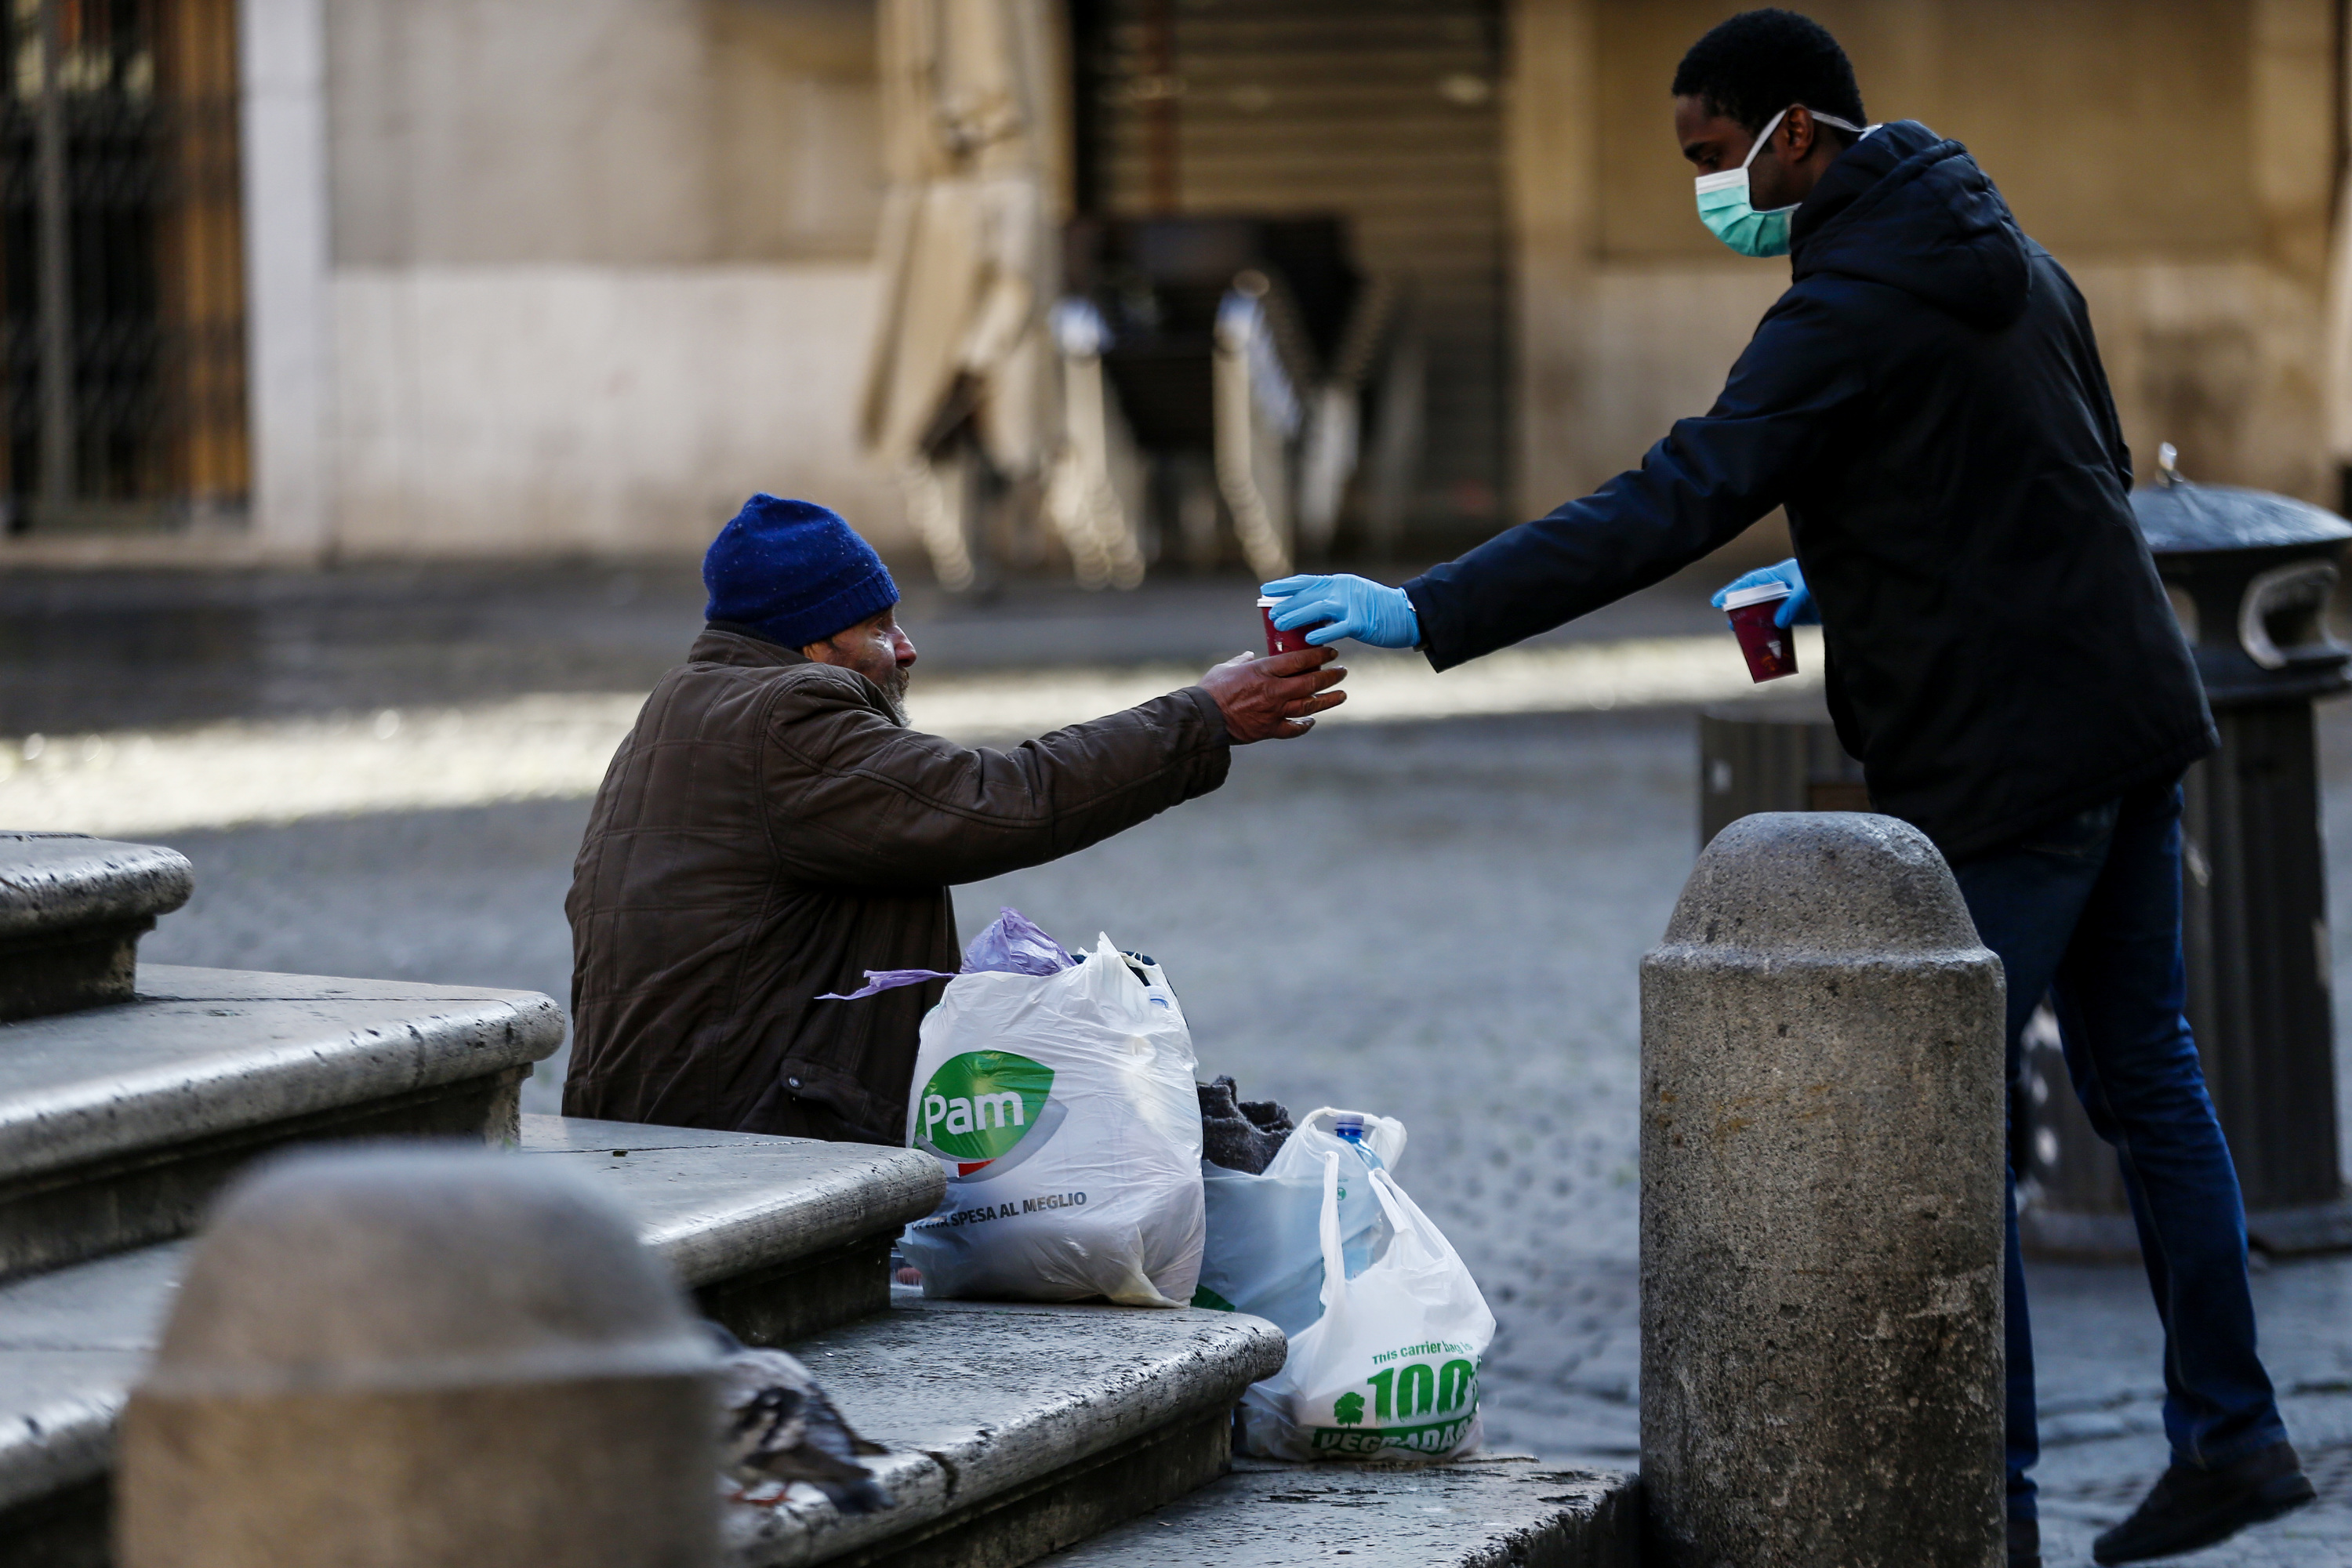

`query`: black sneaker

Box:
[2092,1441,2317,1564]
[2009,1513,2041,1568]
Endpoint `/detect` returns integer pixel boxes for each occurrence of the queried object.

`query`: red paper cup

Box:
[1722,584,1799,682]
[1259,597,1325,656]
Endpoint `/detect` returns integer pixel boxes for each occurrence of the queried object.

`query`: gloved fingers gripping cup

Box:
[1715,557,1812,684]
[1711,557,1817,628]
[1258,575,1421,649]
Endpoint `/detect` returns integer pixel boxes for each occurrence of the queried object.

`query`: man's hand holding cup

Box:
[1200,647,1347,742]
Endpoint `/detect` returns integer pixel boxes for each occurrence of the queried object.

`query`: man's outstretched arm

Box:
[1402,292,1867,671]
[769,648,1345,887]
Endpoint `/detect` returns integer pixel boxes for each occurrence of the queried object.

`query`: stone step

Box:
[0,1116,945,1563]
[516,1116,944,1345]
[0,835,191,1022]
[1030,1455,1639,1568]
[0,965,563,1283]
[721,1294,1288,1568]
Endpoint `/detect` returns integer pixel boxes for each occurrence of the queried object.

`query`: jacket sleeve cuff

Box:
[1179,684,1236,744]
[1402,571,1466,672]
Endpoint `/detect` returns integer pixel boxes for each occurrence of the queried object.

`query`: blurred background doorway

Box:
[1,0,247,537]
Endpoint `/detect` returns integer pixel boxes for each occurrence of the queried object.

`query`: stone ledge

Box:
[0,836,191,942]
[0,1073,524,1285]
[0,1242,172,1515]
[521,1117,944,1345]
[0,965,566,1278]
[1030,1455,1641,1567]
[518,1116,943,1288]
[0,834,194,1019]
[723,1298,1290,1568]
[0,1118,947,1531]
[844,1408,1231,1568]
[0,965,564,1185]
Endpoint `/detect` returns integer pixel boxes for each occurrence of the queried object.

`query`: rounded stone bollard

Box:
[118,1145,717,1568]
[1641,812,2005,1567]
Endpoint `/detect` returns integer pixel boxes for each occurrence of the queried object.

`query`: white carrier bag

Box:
[1238,1152,1496,1461]
[1196,1107,1407,1334]
[898,933,1204,1307]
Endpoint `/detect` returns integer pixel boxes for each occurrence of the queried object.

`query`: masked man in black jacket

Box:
[1261,11,2312,1566]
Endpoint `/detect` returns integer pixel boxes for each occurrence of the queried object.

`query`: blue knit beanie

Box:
[702,495,899,648]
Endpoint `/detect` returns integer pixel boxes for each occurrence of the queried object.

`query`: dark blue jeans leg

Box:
[2045,784,2285,1469]
[1953,800,2117,1525]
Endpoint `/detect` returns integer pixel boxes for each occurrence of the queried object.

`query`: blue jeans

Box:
[1951,780,2287,1521]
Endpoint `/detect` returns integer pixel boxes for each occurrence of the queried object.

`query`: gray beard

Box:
[876,664,911,726]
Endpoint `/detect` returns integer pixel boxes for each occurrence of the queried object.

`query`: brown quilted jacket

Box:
[562,628,1232,1144]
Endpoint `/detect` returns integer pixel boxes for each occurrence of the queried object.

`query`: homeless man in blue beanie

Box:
[1258,12,2310,1568]
[564,495,1344,1150]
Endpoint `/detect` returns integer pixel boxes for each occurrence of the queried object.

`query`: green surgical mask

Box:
[1694,106,1867,257]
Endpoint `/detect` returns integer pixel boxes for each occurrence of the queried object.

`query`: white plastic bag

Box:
[1196,1108,1407,1334]
[1238,1152,1495,1461]
[898,932,1204,1307]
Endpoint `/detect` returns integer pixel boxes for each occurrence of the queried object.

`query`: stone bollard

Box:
[1641,812,2005,1566]
[119,1145,717,1568]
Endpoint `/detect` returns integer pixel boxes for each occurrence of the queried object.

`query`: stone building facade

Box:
[6,0,2340,571]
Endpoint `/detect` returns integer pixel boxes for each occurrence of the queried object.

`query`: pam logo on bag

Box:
[914,1051,1058,1174]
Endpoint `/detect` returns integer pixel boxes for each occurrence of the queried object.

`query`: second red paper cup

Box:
[1258,597,1324,656]
[1722,583,1800,682]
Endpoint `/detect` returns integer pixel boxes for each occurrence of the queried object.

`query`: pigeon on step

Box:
[706,1323,895,1514]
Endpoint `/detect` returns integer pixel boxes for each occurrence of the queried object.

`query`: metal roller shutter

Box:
[1076,0,1508,550]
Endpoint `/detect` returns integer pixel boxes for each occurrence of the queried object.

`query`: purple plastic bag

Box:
[819,908,1075,1000]
[818,967,959,1000]
[960,907,1076,976]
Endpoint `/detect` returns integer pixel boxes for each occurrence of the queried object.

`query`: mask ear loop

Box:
[1743,106,1866,171]
[1738,107,1791,173]
[1726,106,1869,217]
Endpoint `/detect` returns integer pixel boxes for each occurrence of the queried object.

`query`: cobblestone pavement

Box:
[122,581,2352,1565]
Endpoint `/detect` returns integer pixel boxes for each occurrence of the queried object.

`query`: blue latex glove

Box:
[1711,557,1820,629]
[1260,574,1421,649]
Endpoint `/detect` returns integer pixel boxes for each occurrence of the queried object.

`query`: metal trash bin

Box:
[2020,445,2352,1257]
[1697,691,1868,849]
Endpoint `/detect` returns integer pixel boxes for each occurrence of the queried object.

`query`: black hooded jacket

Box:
[1406,121,2214,860]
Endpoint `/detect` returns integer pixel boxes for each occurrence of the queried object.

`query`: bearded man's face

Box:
[807,608,916,723]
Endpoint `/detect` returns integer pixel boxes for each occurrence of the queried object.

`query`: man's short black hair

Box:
[1671,9,1864,135]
